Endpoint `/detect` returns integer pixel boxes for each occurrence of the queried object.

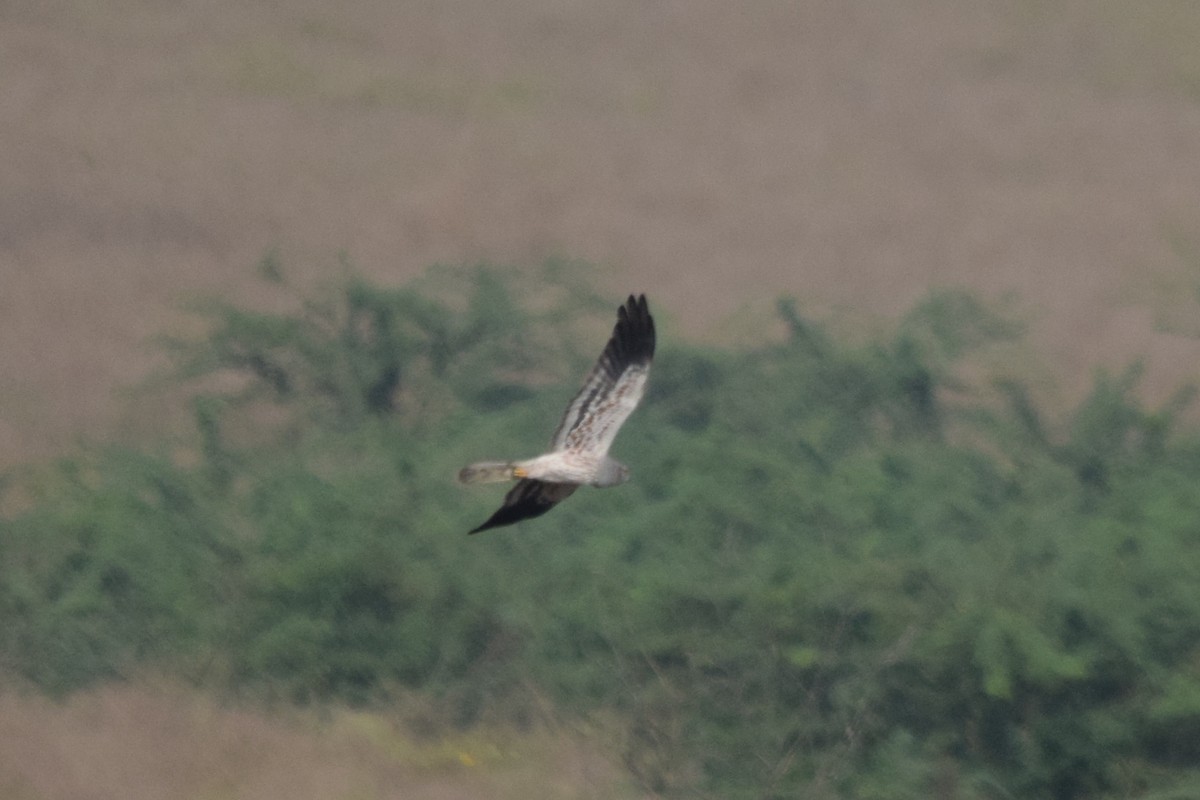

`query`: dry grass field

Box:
[5,0,1200,464]
[5,0,1200,796]
[0,684,641,800]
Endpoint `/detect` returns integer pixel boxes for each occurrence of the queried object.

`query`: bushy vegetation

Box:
[3,261,1200,799]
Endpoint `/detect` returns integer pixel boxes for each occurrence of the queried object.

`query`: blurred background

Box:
[2,0,1200,796]
[6,0,1200,465]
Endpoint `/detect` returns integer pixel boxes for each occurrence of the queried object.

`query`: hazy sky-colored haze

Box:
[4,0,1200,465]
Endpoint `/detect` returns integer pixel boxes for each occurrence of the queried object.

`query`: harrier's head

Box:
[592,458,630,488]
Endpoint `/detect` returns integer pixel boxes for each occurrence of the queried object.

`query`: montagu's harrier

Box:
[458,294,655,534]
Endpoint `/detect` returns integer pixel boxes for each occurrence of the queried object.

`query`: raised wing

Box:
[468,480,579,534]
[550,294,655,455]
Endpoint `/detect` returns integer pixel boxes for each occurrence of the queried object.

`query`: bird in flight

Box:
[458,294,656,534]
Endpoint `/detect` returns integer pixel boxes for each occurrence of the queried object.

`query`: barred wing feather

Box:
[551,294,656,455]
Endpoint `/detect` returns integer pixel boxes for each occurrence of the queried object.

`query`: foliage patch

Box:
[3,262,1200,799]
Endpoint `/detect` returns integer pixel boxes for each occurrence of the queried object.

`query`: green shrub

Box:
[4,261,1200,798]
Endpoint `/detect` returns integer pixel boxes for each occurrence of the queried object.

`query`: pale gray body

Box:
[458,295,655,533]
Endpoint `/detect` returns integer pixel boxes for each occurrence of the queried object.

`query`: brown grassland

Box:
[4,0,1200,796]
[0,684,641,799]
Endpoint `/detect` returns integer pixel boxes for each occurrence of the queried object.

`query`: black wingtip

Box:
[468,516,501,535]
[468,507,517,534]
[466,502,553,535]
[467,479,568,534]
[615,294,655,366]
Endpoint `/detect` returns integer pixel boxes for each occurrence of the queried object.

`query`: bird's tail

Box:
[458,461,519,484]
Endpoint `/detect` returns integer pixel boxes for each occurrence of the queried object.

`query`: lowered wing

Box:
[468,480,579,534]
